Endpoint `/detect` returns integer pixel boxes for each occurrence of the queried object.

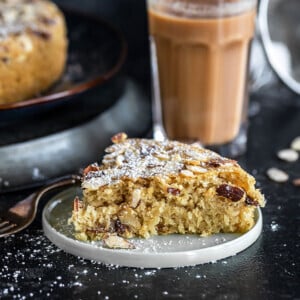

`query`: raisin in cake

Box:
[0,0,67,104]
[70,133,264,241]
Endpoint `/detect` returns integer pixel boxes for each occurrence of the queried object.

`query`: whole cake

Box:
[70,133,264,244]
[0,0,67,104]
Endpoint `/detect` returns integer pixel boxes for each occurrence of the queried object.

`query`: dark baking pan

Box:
[0,6,127,131]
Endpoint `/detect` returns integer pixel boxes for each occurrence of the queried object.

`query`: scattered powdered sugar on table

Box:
[0,228,231,298]
[270,221,280,232]
[0,230,161,297]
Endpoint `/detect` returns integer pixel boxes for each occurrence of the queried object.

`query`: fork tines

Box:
[0,217,17,236]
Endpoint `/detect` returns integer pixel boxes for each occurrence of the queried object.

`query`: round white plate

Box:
[42,186,263,268]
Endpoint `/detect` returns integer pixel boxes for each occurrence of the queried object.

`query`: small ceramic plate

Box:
[42,186,263,268]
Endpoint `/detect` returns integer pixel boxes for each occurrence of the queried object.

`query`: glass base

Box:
[151,122,248,158]
[207,123,248,158]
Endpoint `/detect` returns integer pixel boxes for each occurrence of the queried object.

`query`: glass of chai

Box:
[147,0,257,157]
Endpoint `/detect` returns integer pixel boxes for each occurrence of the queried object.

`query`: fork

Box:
[0,174,81,238]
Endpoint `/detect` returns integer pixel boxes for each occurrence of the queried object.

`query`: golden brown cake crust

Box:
[70,133,265,241]
[0,0,67,104]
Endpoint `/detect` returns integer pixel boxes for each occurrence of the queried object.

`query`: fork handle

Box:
[33,174,81,210]
[9,174,81,219]
[36,174,81,195]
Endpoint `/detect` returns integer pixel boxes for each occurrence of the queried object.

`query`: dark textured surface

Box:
[1,82,300,300]
[0,1,299,299]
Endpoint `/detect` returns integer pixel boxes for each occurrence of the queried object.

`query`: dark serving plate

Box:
[0,7,127,131]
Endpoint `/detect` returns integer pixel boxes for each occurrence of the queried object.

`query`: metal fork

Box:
[0,174,81,238]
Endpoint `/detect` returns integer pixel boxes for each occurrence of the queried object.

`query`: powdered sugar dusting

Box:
[83,138,232,190]
[0,0,57,39]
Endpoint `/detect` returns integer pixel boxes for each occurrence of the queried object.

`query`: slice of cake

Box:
[70,133,264,242]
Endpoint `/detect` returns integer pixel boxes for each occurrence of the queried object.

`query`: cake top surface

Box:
[82,133,237,190]
[0,0,59,39]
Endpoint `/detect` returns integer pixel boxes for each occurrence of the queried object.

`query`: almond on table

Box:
[277,149,299,162]
[267,168,289,183]
[291,136,300,152]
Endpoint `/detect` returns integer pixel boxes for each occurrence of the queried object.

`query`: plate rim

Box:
[42,186,263,268]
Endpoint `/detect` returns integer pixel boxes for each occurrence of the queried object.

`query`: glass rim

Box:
[147,0,257,18]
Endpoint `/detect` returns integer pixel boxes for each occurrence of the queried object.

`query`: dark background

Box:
[54,0,151,92]
[0,1,299,299]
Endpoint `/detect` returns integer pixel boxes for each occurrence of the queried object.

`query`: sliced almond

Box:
[18,35,33,52]
[116,155,125,166]
[153,152,169,160]
[73,196,83,212]
[104,153,116,159]
[3,9,18,23]
[277,149,299,162]
[102,159,113,165]
[267,168,289,183]
[103,234,135,249]
[185,165,207,173]
[183,159,200,166]
[292,178,300,187]
[291,136,300,151]
[131,189,141,208]
[16,54,26,62]
[173,154,182,161]
[191,142,203,148]
[180,169,194,177]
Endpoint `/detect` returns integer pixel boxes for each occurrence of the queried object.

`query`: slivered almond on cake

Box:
[69,133,264,243]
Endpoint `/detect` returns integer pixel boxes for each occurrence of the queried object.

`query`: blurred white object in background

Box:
[258,0,300,94]
[249,36,276,92]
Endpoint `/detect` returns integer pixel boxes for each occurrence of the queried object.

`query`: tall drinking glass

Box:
[147,0,257,157]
